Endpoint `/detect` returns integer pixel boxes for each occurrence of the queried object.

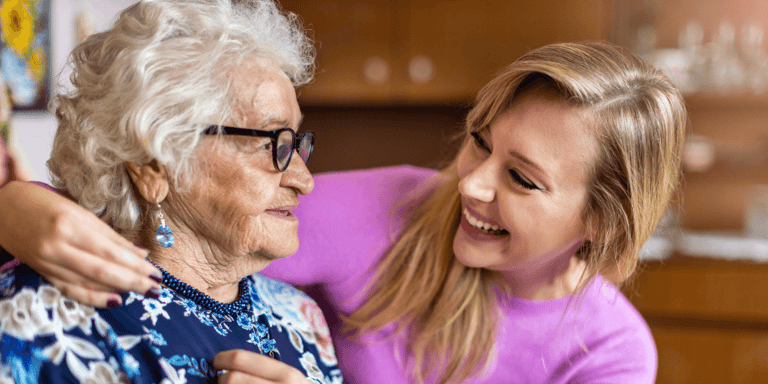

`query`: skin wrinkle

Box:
[145,59,312,303]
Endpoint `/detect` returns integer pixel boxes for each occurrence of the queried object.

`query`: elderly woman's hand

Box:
[0,181,162,307]
[214,350,312,384]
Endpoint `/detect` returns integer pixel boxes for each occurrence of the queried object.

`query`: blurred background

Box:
[5,0,768,382]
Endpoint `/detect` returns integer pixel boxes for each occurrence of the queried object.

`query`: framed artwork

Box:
[0,0,50,111]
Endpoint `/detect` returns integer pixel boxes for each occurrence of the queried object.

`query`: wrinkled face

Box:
[169,60,313,264]
[453,90,596,276]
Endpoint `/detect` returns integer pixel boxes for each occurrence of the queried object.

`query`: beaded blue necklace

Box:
[152,262,251,315]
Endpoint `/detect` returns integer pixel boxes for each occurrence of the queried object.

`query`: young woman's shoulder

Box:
[299,165,440,236]
[261,166,438,286]
[568,277,657,383]
[308,165,438,204]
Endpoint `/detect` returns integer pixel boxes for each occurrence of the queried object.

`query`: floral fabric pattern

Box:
[0,263,344,383]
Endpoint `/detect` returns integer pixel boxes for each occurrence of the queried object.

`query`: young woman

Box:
[0,41,686,383]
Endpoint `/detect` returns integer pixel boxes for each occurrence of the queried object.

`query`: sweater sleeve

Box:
[259,165,438,287]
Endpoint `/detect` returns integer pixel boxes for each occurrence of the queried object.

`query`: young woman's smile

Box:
[460,204,509,240]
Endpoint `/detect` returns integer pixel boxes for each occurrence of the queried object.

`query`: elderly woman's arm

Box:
[0,180,161,307]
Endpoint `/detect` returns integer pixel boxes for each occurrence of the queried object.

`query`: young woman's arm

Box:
[0,166,436,307]
[0,181,161,307]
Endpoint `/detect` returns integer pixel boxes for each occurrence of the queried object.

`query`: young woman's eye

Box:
[470,132,491,152]
[509,169,539,191]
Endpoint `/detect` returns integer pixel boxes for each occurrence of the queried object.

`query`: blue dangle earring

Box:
[155,203,174,248]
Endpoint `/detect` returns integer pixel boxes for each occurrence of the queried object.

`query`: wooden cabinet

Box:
[613,0,768,230]
[280,0,612,105]
[679,93,768,230]
[279,1,396,104]
[629,256,768,384]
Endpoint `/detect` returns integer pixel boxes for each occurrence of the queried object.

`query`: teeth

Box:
[463,209,508,235]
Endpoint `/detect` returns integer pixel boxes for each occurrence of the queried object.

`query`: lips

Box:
[462,206,509,236]
[265,206,297,219]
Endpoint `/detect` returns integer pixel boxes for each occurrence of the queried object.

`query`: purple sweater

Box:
[261,165,657,383]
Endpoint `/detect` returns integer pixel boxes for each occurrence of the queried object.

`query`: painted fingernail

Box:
[149,274,162,283]
[107,299,122,308]
[144,288,161,300]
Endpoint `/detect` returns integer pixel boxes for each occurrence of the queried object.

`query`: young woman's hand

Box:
[214,350,311,383]
[0,181,162,307]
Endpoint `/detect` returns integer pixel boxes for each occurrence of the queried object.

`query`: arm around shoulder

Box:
[0,181,61,258]
[0,180,161,308]
[0,181,94,261]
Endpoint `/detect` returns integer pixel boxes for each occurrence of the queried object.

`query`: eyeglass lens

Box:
[298,134,312,164]
[276,130,294,170]
[275,130,313,171]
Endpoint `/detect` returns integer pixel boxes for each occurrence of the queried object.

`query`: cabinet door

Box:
[397,0,613,103]
[653,326,768,384]
[280,1,396,104]
[282,0,612,105]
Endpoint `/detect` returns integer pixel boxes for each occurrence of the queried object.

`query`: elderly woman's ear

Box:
[126,161,169,204]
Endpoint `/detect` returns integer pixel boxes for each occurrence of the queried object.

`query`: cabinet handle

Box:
[408,55,434,84]
[364,56,390,85]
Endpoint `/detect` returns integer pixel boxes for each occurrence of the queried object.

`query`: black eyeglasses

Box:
[203,125,314,172]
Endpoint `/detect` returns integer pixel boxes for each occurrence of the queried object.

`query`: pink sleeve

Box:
[29,181,58,192]
[0,258,19,272]
[260,165,438,287]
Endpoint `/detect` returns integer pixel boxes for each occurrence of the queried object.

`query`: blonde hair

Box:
[346,41,686,383]
[47,0,314,233]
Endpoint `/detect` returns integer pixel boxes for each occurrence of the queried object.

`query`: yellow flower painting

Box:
[0,0,49,110]
[1,0,35,57]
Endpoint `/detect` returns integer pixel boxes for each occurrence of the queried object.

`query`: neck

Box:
[499,241,587,301]
[144,221,271,303]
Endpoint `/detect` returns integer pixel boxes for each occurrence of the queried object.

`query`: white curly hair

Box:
[47,0,315,233]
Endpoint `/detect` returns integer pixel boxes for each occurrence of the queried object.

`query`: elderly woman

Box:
[0,0,343,383]
[0,42,684,382]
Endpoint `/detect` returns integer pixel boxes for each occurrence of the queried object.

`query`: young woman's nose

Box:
[458,160,496,203]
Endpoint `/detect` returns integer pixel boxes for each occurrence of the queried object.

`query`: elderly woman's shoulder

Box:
[0,263,130,382]
[0,262,53,300]
[248,273,333,335]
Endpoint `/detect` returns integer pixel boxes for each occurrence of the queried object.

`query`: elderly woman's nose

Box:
[281,155,314,195]
[458,162,496,203]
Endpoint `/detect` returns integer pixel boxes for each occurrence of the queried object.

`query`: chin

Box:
[453,235,489,269]
[250,234,299,261]
[270,241,299,260]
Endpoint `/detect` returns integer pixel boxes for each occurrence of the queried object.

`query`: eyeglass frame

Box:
[203,125,314,172]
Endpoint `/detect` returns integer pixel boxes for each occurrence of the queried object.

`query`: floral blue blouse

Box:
[0,262,344,383]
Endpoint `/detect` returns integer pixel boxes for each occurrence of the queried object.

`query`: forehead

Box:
[491,91,597,185]
[227,59,300,129]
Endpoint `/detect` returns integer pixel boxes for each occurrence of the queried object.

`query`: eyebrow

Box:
[258,114,304,130]
[508,150,546,175]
